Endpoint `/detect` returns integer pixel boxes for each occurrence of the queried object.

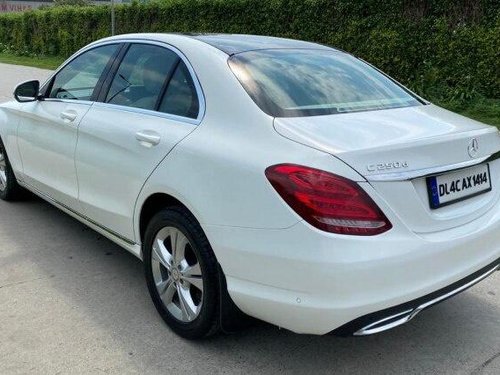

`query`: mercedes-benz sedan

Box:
[1,34,499,339]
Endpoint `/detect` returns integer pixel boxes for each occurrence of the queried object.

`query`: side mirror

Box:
[14,80,40,103]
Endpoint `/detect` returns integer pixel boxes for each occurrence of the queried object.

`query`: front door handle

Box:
[136,130,161,147]
[60,110,78,122]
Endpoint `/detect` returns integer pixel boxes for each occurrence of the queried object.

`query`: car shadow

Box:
[0,197,498,375]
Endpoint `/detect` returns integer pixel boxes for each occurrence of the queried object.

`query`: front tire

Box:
[0,138,24,201]
[143,207,220,339]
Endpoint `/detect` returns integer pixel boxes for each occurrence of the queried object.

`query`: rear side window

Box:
[48,44,118,101]
[229,49,422,117]
[158,62,199,119]
[106,44,179,111]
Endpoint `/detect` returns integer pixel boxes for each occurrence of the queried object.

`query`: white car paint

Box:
[17,100,91,209]
[0,33,499,336]
[275,106,500,233]
[75,103,197,241]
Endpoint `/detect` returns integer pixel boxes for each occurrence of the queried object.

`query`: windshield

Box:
[229,49,423,117]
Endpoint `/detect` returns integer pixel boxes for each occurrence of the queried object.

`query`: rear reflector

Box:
[265,164,392,235]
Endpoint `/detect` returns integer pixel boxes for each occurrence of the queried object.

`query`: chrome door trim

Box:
[18,180,136,246]
[41,98,94,106]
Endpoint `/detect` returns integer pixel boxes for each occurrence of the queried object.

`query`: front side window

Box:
[105,44,179,111]
[229,49,422,117]
[48,44,118,101]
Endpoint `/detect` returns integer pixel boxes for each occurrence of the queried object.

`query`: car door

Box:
[16,43,121,209]
[75,42,203,242]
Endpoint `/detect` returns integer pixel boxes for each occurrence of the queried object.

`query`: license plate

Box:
[427,164,492,209]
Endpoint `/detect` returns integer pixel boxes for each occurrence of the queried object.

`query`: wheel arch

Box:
[0,108,8,142]
[138,192,189,243]
[136,191,250,333]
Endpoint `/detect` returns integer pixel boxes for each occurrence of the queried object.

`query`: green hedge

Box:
[0,0,499,101]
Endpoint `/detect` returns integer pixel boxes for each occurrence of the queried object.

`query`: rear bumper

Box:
[205,193,500,335]
[333,258,500,336]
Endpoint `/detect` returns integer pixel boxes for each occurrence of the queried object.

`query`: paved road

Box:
[0,63,499,375]
[0,63,52,102]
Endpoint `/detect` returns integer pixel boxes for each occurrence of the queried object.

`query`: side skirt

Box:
[18,180,143,259]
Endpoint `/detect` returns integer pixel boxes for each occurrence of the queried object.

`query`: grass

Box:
[0,52,65,70]
[440,98,500,128]
[0,52,498,127]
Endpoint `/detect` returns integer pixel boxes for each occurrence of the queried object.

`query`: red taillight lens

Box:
[265,164,392,236]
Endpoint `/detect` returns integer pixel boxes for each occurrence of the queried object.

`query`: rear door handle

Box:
[136,130,161,147]
[60,110,78,122]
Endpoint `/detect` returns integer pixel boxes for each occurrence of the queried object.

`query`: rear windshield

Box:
[228,49,422,117]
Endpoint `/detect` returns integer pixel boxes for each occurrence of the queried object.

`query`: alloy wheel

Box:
[151,226,204,322]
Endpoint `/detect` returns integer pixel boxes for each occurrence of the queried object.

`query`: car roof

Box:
[94,33,337,56]
[187,34,335,55]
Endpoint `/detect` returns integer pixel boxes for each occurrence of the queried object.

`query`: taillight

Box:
[265,164,392,236]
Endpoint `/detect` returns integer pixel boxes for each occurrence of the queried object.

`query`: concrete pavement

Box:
[0,62,499,375]
[0,63,52,102]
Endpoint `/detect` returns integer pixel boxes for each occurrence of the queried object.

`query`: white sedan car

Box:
[0,34,499,339]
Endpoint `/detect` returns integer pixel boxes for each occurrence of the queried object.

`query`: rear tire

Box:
[0,138,24,201]
[143,206,220,339]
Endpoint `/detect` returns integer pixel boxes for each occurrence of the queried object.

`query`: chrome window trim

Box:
[366,152,499,182]
[92,101,200,126]
[42,98,94,106]
[40,38,206,125]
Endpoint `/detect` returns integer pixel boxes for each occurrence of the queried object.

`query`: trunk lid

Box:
[274,104,500,233]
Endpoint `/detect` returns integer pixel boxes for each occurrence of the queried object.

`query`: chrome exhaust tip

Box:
[352,263,500,336]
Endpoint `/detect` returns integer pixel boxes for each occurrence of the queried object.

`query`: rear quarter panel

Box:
[133,39,363,243]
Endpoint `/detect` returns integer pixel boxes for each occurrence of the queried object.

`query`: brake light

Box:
[265,164,392,235]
